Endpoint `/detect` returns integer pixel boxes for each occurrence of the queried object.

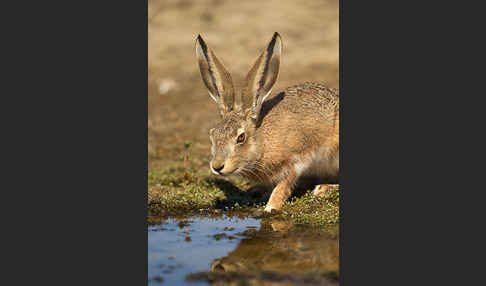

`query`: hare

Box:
[195,32,339,212]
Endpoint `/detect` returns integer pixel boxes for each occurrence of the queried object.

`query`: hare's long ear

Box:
[243,32,282,121]
[195,35,235,116]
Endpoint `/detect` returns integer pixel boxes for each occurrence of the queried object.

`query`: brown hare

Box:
[195,32,339,212]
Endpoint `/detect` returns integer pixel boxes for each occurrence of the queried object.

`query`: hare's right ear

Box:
[243,32,282,121]
[195,35,235,116]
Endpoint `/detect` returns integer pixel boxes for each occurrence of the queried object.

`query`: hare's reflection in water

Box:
[209,220,339,285]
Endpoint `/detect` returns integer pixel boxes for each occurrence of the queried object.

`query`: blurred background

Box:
[148,0,338,170]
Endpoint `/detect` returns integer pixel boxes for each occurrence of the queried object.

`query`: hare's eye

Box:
[236,133,246,144]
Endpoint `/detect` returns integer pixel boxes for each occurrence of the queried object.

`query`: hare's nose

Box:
[213,164,224,173]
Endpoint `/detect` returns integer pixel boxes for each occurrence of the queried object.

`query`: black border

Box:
[11,1,149,285]
[339,0,475,284]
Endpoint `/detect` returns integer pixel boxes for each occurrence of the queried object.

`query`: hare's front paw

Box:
[264,174,296,213]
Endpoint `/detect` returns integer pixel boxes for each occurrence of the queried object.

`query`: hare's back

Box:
[262,82,338,123]
[284,82,338,115]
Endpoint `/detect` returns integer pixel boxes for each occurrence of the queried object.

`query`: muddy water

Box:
[148,214,339,286]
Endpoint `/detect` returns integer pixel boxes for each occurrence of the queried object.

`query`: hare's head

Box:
[195,33,282,176]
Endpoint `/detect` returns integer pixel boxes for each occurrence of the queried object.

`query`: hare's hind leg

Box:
[312,184,339,197]
[264,170,298,212]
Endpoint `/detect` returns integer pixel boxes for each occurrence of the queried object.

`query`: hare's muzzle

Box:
[210,160,225,175]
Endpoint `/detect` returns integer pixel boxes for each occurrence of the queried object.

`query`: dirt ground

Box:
[148,0,339,170]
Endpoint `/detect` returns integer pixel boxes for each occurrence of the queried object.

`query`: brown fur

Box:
[195,33,339,212]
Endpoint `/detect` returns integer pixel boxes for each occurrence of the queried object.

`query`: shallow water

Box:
[148,214,339,285]
[148,215,261,285]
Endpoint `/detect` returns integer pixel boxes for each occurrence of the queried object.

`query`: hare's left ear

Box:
[244,32,282,120]
[195,35,235,117]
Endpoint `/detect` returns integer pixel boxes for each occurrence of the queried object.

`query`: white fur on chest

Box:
[293,147,339,179]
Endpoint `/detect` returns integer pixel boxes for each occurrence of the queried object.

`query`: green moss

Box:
[278,187,339,226]
[148,167,339,226]
[148,167,265,216]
